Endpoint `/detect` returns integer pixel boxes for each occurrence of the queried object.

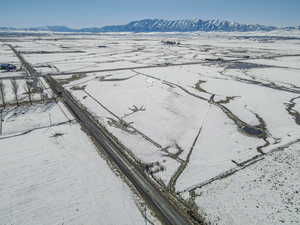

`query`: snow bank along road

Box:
[8,45,197,225]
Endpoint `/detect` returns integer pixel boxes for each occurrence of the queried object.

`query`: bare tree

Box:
[24,82,32,105]
[40,89,45,103]
[10,78,19,106]
[0,80,6,108]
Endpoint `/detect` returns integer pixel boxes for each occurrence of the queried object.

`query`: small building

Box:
[0,64,16,71]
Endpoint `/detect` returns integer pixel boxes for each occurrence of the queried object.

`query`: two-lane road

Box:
[8,44,198,225]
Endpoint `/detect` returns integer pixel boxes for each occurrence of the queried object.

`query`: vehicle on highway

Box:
[0,63,16,71]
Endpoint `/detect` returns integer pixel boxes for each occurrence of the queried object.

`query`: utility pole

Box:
[48,113,52,127]
[144,205,147,225]
[0,109,3,135]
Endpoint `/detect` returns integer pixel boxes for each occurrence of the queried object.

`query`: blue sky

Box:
[1,0,300,28]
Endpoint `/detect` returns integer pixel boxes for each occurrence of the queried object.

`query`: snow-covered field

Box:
[0,103,159,225]
[195,141,300,225]
[1,30,300,225]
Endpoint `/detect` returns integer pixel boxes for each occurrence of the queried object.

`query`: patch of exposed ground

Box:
[57,73,87,85]
[285,96,300,125]
[97,74,137,82]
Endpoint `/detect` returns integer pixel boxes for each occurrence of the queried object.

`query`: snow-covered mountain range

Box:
[1,18,299,33]
[100,19,279,32]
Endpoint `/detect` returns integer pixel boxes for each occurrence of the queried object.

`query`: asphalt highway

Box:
[8,44,196,225]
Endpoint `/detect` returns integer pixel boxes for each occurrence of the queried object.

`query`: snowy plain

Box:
[1,30,300,225]
[0,103,159,225]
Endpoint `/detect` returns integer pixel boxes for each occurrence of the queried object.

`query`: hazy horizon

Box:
[2,17,299,29]
[1,0,300,28]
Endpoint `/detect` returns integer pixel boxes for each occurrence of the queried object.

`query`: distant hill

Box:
[1,18,299,33]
